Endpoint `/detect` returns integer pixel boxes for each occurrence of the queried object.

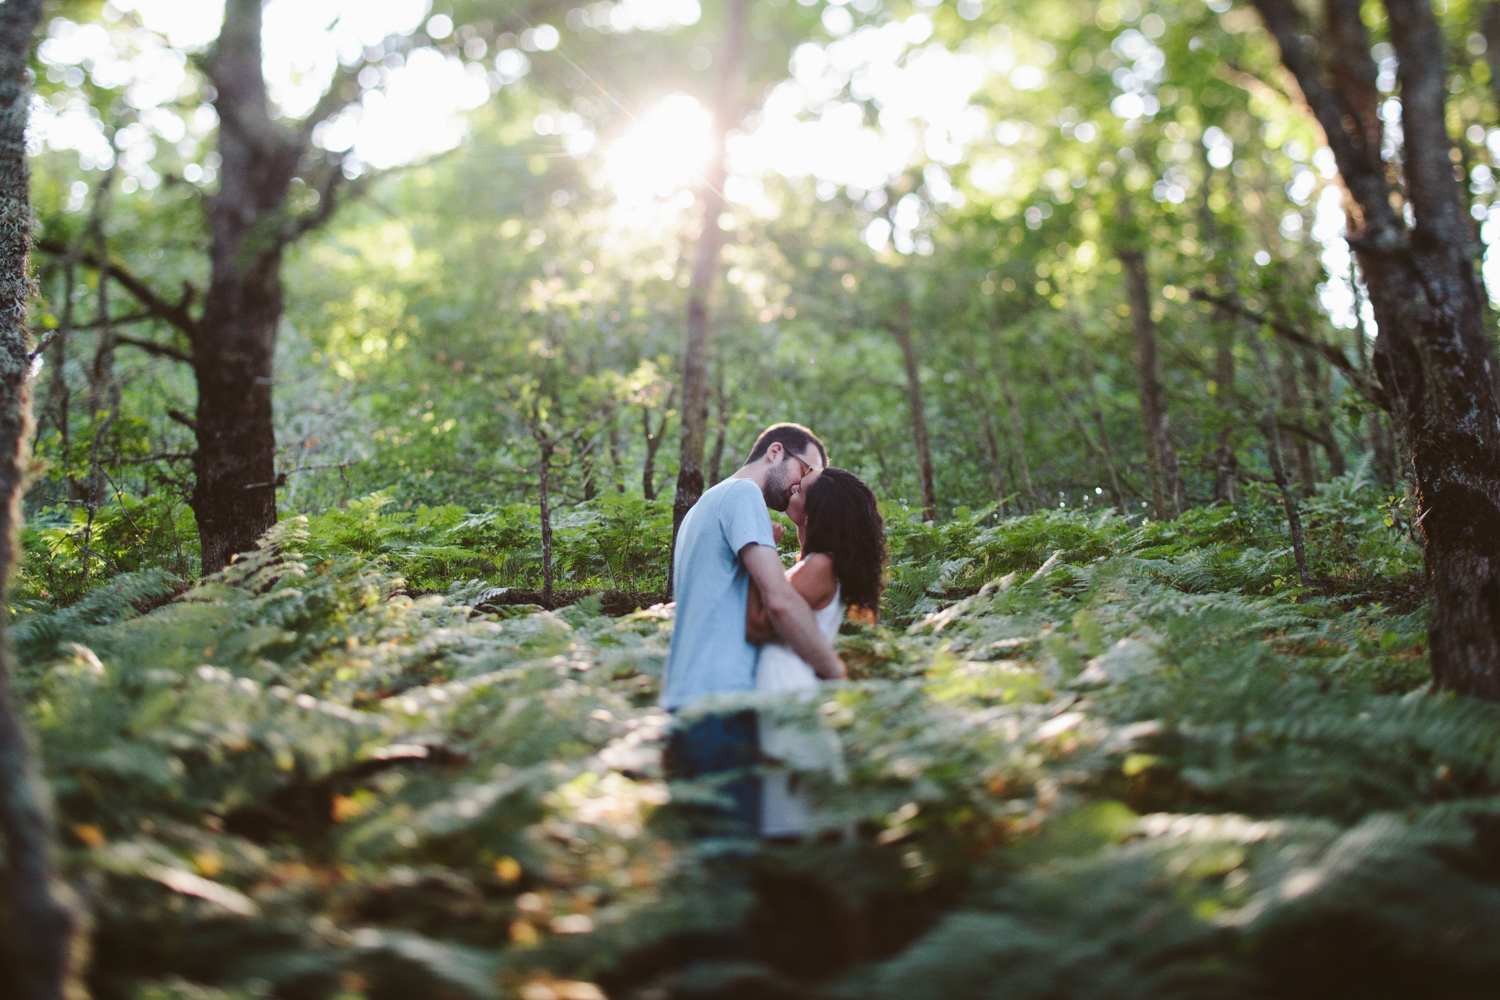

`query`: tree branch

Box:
[166,409,196,431]
[33,238,201,342]
[27,328,57,362]
[114,451,196,465]
[115,336,193,364]
[1385,0,1470,244]
[298,61,363,138]
[283,165,356,242]
[1189,288,1388,409]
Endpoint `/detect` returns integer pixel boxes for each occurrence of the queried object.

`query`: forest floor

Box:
[17,475,1500,1000]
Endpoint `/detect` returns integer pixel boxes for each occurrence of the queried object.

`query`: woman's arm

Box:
[747,554,838,643]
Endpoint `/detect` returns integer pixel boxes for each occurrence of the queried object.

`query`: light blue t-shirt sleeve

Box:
[720,480,775,557]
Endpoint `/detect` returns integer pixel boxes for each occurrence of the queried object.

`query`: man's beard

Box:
[763,462,796,511]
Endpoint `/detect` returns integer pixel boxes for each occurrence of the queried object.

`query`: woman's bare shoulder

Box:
[789,553,838,610]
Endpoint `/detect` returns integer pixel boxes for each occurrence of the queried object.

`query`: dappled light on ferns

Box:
[10,474,1497,997]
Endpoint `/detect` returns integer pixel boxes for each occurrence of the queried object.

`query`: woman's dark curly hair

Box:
[801,467,885,614]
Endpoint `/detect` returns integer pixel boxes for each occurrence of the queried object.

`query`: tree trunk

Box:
[990,331,1036,513]
[1118,247,1183,519]
[190,0,302,573]
[1211,329,1239,502]
[581,435,597,502]
[43,265,72,484]
[0,4,78,997]
[671,0,749,538]
[538,439,554,608]
[1252,0,1500,696]
[891,299,936,520]
[1278,345,1318,495]
[1199,141,1239,503]
[608,419,624,493]
[978,395,1009,513]
[642,404,668,501]
[1351,273,1399,488]
[707,376,729,487]
[1035,333,1126,513]
[84,170,117,428]
[1079,333,1129,511]
[1250,327,1312,585]
[1303,350,1347,478]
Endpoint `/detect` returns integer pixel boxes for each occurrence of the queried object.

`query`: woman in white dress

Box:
[746,467,885,838]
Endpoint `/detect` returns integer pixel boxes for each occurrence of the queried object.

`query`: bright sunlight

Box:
[604,93,714,205]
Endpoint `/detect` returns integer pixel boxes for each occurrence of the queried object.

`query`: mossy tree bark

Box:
[0,2,79,996]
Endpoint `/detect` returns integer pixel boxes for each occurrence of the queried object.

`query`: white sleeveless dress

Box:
[757,582,845,837]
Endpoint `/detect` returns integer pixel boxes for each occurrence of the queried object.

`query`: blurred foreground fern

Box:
[10,475,1496,1000]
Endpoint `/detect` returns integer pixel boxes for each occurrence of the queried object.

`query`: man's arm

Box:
[747,555,838,644]
[741,544,846,680]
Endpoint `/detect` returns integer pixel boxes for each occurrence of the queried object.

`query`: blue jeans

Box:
[665,709,761,839]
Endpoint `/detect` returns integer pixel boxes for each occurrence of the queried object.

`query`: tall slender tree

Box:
[990,326,1036,513]
[1250,0,1500,696]
[890,296,936,520]
[672,0,750,539]
[1118,244,1183,518]
[0,4,78,996]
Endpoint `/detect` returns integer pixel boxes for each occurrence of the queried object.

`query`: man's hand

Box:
[771,521,785,545]
[741,543,846,680]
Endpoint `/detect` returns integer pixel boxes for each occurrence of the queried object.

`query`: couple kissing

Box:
[662,423,885,840]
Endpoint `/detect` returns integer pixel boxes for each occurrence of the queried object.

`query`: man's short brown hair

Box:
[745,423,827,467]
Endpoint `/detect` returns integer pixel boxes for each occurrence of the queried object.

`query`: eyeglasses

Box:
[788,453,814,479]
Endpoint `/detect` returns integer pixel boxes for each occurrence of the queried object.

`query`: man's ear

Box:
[764,441,783,464]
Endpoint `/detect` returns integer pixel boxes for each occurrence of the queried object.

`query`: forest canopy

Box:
[4,0,1500,997]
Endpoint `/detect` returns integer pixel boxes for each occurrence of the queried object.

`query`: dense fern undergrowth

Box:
[16,470,1500,1000]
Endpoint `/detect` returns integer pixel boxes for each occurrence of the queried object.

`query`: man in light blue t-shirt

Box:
[663,423,846,836]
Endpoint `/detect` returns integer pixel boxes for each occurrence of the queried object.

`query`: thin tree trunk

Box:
[891,298,936,520]
[1211,329,1239,502]
[671,0,749,539]
[991,330,1036,513]
[1118,246,1183,519]
[1303,349,1346,477]
[581,435,597,502]
[1200,140,1239,503]
[84,182,120,512]
[1035,332,1127,512]
[538,438,554,608]
[0,4,78,997]
[642,404,668,501]
[608,419,624,493]
[44,265,73,486]
[707,375,729,487]
[84,166,117,426]
[1278,344,1318,494]
[1351,272,1398,487]
[1252,0,1500,695]
[1078,333,1129,510]
[1250,327,1312,585]
[978,394,1009,513]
